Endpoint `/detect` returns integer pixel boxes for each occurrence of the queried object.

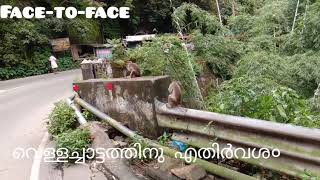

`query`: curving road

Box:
[0,69,81,180]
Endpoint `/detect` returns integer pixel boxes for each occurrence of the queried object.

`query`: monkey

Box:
[126,61,141,78]
[166,81,182,108]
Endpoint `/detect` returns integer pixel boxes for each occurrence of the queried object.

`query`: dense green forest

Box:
[0,0,319,128]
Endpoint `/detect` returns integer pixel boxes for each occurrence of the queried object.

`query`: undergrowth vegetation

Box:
[192,31,244,80]
[206,77,320,128]
[48,101,77,136]
[0,16,80,80]
[0,49,79,80]
[172,3,225,35]
[57,56,81,72]
[235,52,320,98]
[115,0,320,129]
[1,0,320,128]
[48,101,92,160]
[128,35,203,108]
[55,128,92,158]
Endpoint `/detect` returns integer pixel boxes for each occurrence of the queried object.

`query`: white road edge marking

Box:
[30,132,49,180]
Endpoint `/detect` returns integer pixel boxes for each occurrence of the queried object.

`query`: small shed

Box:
[70,44,113,61]
[50,38,71,52]
[123,34,156,48]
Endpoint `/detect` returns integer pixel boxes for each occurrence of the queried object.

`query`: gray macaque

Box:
[126,61,141,78]
[167,81,182,108]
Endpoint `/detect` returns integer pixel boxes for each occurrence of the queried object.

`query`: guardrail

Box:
[73,95,320,179]
[73,97,256,180]
[155,100,320,178]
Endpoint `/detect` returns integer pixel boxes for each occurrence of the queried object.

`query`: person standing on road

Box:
[49,55,58,74]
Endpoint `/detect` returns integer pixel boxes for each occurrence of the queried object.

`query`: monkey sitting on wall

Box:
[126,61,141,78]
[167,81,182,108]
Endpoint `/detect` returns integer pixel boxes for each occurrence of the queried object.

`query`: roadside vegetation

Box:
[112,1,320,128]
[3,1,318,178]
[48,101,92,159]
[48,101,77,135]
[55,128,92,158]
[1,0,320,128]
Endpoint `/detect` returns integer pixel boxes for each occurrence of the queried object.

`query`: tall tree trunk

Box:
[169,0,205,109]
[291,0,300,33]
[216,0,223,25]
[302,0,309,33]
[232,0,237,16]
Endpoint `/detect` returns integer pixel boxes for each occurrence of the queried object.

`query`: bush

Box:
[206,77,320,128]
[227,14,257,41]
[82,109,98,121]
[48,101,77,135]
[235,52,320,98]
[110,39,127,61]
[192,32,243,80]
[68,18,101,44]
[234,52,291,85]
[172,3,224,35]
[0,49,51,80]
[0,50,79,80]
[245,35,279,53]
[287,1,320,52]
[287,53,320,97]
[250,0,290,37]
[128,35,203,108]
[55,128,92,158]
[58,56,80,71]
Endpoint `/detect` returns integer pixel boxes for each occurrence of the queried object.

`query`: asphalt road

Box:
[0,69,81,180]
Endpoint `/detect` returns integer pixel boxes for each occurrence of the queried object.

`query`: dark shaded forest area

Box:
[0,0,211,80]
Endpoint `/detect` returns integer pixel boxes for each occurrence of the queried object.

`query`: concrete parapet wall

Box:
[74,76,170,138]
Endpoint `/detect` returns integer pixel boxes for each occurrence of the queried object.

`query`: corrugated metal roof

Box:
[125,34,156,42]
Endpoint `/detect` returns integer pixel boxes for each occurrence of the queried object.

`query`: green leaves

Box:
[48,101,77,136]
[192,32,244,80]
[55,128,92,158]
[68,18,101,44]
[173,3,224,35]
[82,109,98,121]
[205,77,320,128]
[48,100,92,162]
[58,56,80,71]
[127,35,203,108]
[157,132,171,146]
[235,52,320,98]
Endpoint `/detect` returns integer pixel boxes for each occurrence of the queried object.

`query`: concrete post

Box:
[73,76,171,138]
[81,62,95,80]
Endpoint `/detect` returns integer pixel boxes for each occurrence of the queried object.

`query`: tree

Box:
[291,0,300,33]
[172,3,224,35]
[215,0,223,25]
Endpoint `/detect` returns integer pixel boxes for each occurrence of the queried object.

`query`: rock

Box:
[201,175,219,180]
[114,136,124,142]
[91,171,108,180]
[113,140,128,148]
[145,167,181,180]
[159,155,185,171]
[82,122,140,180]
[171,165,206,180]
